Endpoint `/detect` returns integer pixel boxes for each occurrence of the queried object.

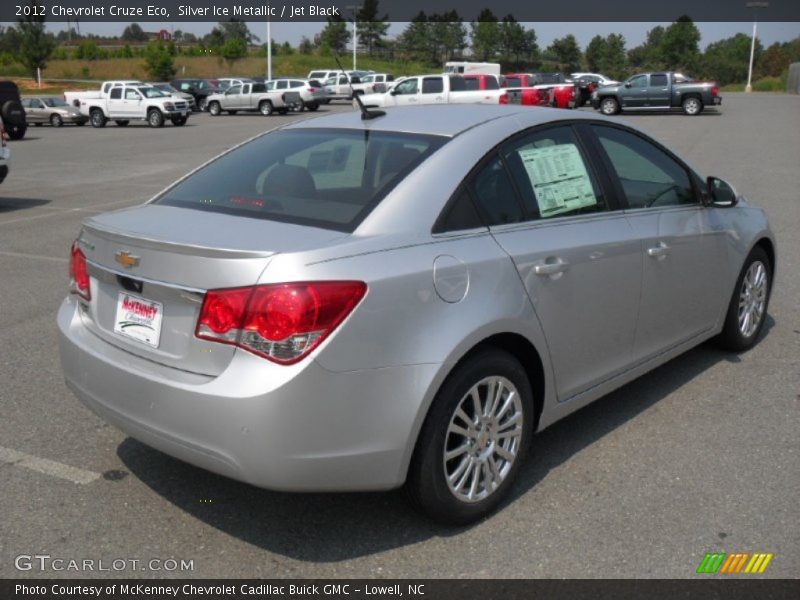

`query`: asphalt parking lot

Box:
[1,94,798,578]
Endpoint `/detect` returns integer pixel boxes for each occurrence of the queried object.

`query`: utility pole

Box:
[745,1,769,93]
[266,16,272,80]
[346,4,362,71]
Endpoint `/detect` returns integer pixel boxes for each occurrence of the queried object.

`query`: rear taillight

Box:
[711,86,718,96]
[69,243,91,300]
[499,93,508,105]
[196,281,367,364]
[307,87,316,92]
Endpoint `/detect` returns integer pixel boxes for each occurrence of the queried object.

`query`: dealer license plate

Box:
[113,292,163,348]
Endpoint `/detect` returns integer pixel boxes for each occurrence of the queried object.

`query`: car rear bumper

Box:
[713,96,722,105]
[58,297,437,492]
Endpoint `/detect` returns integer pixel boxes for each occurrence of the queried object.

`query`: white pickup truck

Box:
[359,75,502,108]
[77,83,191,128]
[63,81,142,108]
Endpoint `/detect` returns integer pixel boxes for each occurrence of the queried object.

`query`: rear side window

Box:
[463,78,479,91]
[501,126,606,220]
[650,73,668,87]
[449,77,466,91]
[505,77,522,88]
[156,129,446,232]
[422,78,444,94]
[592,125,696,209]
[469,156,524,226]
[483,76,499,90]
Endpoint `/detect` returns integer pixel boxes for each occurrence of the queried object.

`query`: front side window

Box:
[156,129,446,232]
[628,75,648,88]
[394,79,418,95]
[227,85,242,95]
[593,125,696,209]
[125,90,141,100]
[502,126,606,220]
[31,99,44,109]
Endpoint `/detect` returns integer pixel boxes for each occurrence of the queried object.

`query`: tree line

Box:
[1,0,799,86]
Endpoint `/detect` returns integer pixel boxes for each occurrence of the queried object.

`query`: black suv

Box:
[0,80,28,140]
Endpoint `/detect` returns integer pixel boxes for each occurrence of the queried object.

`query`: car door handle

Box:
[534,258,569,276]
[647,242,670,258]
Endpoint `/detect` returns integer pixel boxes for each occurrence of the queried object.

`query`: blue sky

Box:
[26,21,800,50]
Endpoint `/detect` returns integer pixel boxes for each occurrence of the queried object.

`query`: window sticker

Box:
[517,143,598,218]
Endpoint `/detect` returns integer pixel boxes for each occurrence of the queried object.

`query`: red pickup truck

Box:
[502,73,577,109]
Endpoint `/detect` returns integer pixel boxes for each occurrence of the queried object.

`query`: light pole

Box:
[346,4,362,71]
[266,15,272,81]
[745,1,768,93]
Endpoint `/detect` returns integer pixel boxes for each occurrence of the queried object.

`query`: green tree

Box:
[15,1,56,79]
[143,42,176,80]
[660,16,701,71]
[757,42,790,78]
[219,37,247,66]
[315,16,351,54]
[585,35,607,72]
[498,15,527,62]
[217,19,259,45]
[700,33,758,85]
[75,40,99,60]
[398,12,430,62]
[356,0,389,55]
[470,9,500,61]
[628,25,665,70]
[548,34,582,73]
[299,36,314,55]
[431,11,467,64]
[121,23,149,43]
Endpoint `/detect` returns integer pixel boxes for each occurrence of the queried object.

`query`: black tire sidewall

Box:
[50,114,63,127]
[408,349,534,525]
[719,247,772,351]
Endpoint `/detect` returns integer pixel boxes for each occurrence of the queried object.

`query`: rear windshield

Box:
[156,128,447,232]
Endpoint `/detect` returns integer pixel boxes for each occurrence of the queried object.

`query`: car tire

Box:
[115,120,130,127]
[406,348,534,525]
[259,100,273,116]
[208,102,221,116]
[682,96,703,116]
[148,109,164,128]
[198,97,208,111]
[716,246,772,352]
[90,109,107,128]
[50,114,63,127]
[600,97,620,115]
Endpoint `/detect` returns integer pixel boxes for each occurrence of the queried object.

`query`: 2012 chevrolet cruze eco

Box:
[58,105,775,524]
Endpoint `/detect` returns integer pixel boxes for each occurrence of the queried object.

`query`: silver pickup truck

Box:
[205,82,299,116]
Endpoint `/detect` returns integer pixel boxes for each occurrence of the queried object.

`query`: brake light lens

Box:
[69,243,91,300]
[196,281,367,364]
[307,87,316,92]
[499,93,508,105]
[711,86,718,96]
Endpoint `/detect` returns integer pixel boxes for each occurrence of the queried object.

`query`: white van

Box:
[444,62,501,76]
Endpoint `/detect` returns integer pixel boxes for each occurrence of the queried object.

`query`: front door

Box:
[589,124,728,360]
[620,74,648,108]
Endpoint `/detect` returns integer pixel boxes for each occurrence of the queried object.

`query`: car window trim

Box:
[583,121,703,211]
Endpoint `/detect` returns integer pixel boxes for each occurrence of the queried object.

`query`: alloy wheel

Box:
[738,260,768,338]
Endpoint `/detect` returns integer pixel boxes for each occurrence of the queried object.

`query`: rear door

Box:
[588,123,728,360]
[647,73,671,107]
[421,76,446,104]
[472,124,642,401]
[106,87,125,117]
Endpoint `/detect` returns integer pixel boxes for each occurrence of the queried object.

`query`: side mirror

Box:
[706,176,738,207]
[624,82,632,88]
[389,89,398,95]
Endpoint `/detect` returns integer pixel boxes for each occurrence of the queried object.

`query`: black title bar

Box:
[3,579,800,600]
[3,0,800,23]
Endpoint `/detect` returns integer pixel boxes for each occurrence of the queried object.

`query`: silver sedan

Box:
[58,105,775,524]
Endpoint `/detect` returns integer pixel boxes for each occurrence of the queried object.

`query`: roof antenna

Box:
[333,52,385,120]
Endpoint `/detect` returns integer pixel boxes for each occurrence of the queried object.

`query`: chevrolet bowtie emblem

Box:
[115,251,140,268]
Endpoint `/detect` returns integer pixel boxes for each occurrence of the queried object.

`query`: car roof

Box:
[282,105,608,138]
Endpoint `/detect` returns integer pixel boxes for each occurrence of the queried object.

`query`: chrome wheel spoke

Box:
[444,375,523,504]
